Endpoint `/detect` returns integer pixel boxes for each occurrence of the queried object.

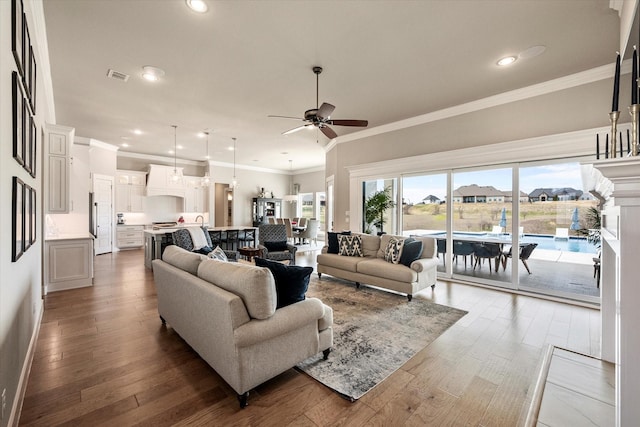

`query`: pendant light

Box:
[283,160,297,202]
[201,131,211,187]
[231,137,238,189]
[170,125,180,182]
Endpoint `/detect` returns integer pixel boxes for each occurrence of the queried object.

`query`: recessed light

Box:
[186,0,208,13]
[142,66,165,81]
[133,129,142,135]
[497,56,517,66]
[121,143,129,147]
[177,145,183,150]
[228,146,234,151]
[197,132,206,138]
[168,150,175,154]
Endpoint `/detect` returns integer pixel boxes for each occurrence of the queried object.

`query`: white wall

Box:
[0,2,54,425]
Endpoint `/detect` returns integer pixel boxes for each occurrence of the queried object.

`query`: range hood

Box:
[146,164,186,198]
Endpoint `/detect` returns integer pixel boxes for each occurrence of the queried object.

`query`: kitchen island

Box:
[144,226,258,269]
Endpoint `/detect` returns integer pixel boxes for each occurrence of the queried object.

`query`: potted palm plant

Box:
[364,188,395,235]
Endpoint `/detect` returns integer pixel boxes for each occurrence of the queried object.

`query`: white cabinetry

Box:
[116,170,146,212]
[146,164,185,197]
[45,235,94,292]
[116,225,144,249]
[45,124,75,213]
[183,176,207,213]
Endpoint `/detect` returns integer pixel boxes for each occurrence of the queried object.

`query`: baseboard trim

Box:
[9,299,43,426]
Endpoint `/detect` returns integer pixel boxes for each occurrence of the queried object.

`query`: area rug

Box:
[296,276,467,401]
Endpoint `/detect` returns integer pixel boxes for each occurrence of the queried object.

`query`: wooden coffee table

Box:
[239,246,261,262]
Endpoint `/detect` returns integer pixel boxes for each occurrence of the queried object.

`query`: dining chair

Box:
[283,218,293,243]
[298,217,307,229]
[295,219,320,246]
[472,242,501,272]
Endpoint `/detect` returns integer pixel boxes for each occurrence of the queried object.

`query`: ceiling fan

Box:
[269,66,368,139]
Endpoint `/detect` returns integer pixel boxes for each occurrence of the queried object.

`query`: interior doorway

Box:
[92,174,114,255]
[214,183,233,227]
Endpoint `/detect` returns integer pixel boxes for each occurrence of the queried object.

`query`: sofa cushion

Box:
[208,246,228,262]
[255,258,313,308]
[338,234,363,257]
[197,259,277,320]
[163,245,207,276]
[264,240,288,251]
[316,253,362,272]
[383,237,405,264]
[357,258,418,283]
[327,231,351,254]
[355,233,382,258]
[400,239,423,267]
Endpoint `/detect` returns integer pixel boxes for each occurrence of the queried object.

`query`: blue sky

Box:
[401,162,584,205]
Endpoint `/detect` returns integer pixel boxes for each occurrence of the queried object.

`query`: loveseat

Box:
[152,245,333,408]
[316,233,438,301]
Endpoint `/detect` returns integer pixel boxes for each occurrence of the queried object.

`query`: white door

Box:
[93,174,114,255]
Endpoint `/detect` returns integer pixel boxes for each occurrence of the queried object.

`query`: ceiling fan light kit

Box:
[270,66,368,140]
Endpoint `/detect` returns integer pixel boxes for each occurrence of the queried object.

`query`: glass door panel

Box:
[401,174,448,273]
[518,162,600,302]
[452,168,513,286]
[363,179,398,235]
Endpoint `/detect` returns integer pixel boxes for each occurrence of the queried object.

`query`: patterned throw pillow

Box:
[338,234,363,257]
[384,237,405,264]
[207,246,228,262]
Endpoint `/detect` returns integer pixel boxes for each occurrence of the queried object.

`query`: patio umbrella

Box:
[570,207,580,230]
[499,208,507,228]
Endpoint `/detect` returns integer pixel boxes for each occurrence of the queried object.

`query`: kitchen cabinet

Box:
[116,170,146,212]
[45,234,94,292]
[252,198,282,226]
[146,164,185,197]
[116,224,144,249]
[183,176,207,213]
[45,124,75,213]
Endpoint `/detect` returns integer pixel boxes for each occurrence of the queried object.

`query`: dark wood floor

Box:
[19,249,600,426]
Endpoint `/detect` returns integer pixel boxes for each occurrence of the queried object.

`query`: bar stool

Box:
[222,230,239,251]
[238,229,256,247]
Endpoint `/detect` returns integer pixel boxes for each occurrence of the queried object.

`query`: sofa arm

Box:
[321,246,329,254]
[411,257,438,273]
[234,298,325,348]
[286,243,298,254]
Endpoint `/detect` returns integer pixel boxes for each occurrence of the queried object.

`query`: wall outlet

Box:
[2,388,6,420]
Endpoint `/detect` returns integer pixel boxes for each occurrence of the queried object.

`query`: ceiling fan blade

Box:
[327,119,368,127]
[320,125,338,139]
[316,103,335,119]
[282,125,309,135]
[268,114,304,120]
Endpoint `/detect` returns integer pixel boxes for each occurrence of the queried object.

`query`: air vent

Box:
[106,69,130,82]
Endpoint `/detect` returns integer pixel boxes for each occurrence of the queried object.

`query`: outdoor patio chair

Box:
[554,228,569,240]
[501,243,538,274]
[490,225,504,235]
[453,240,475,268]
[436,239,446,265]
[472,242,501,272]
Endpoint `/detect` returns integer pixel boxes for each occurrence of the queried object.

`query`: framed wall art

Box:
[30,186,37,246]
[29,45,37,113]
[11,0,24,77]
[12,177,25,262]
[30,119,37,178]
[23,22,31,98]
[24,183,32,252]
[12,71,25,166]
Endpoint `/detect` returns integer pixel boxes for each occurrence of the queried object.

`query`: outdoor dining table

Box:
[432,234,528,272]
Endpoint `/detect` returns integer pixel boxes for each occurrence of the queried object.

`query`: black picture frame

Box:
[29,45,37,114]
[12,177,25,262]
[12,72,25,166]
[11,0,24,77]
[23,109,32,175]
[23,22,30,98]
[30,186,37,246]
[24,184,32,252]
[30,120,37,178]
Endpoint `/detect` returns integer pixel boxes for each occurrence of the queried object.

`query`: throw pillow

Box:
[384,237,405,264]
[338,234,363,257]
[254,257,313,308]
[400,239,423,267]
[264,240,288,251]
[207,246,228,262]
[327,231,351,254]
[194,245,213,255]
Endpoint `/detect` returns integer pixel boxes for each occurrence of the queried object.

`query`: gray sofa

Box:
[316,233,438,301]
[152,245,333,408]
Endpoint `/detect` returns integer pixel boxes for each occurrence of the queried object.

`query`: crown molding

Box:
[74,137,119,151]
[336,62,630,146]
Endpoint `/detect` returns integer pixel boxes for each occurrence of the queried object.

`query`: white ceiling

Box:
[43,0,619,172]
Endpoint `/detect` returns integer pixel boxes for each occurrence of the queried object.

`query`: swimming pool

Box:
[425,232,598,254]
